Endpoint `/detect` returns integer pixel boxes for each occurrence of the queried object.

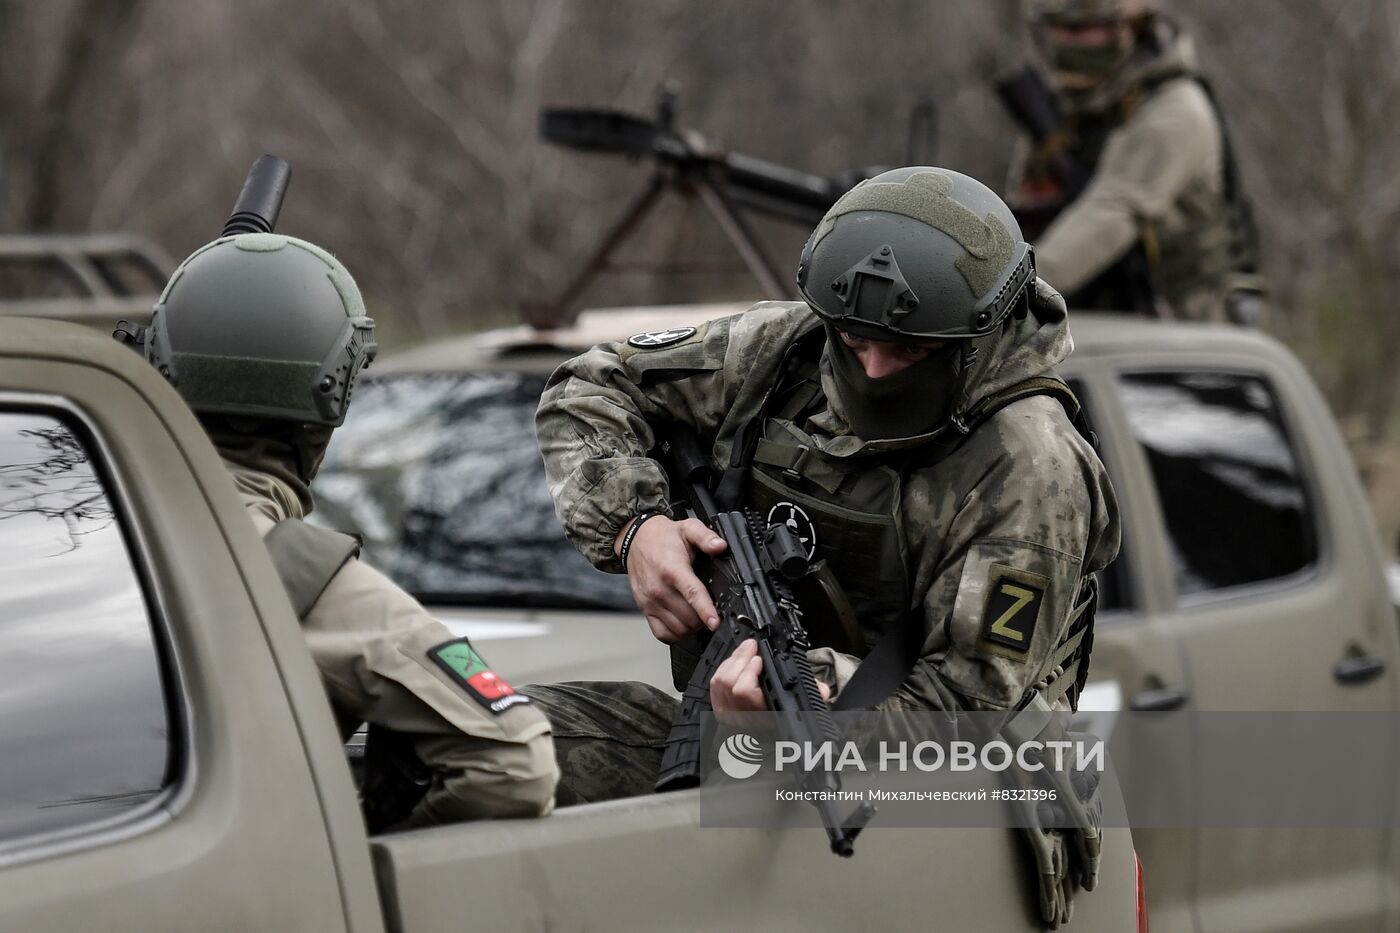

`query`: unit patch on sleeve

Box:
[978,564,1048,658]
[428,637,532,714]
[627,326,696,349]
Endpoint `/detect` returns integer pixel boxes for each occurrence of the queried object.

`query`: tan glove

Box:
[1017,813,1074,928]
[1000,696,1104,927]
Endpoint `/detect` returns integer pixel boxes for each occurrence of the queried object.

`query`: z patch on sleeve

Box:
[428,637,532,714]
[978,564,1048,659]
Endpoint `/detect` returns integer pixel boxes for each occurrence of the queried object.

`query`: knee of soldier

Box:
[452,732,559,819]
[409,728,559,822]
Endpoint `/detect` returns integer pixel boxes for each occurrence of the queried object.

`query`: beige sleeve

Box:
[1034,79,1220,295]
[303,557,558,817]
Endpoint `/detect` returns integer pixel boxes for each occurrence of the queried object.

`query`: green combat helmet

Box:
[797,166,1034,343]
[143,155,377,428]
[796,166,1037,437]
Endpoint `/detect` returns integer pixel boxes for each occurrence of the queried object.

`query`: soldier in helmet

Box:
[1009,0,1264,323]
[144,229,558,830]
[528,167,1119,923]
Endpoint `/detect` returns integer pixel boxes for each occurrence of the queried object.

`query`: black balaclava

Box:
[823,324,964,441]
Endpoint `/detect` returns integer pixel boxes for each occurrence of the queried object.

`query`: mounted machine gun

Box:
[534,89,930,327]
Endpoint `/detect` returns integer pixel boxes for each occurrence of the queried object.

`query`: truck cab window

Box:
[0,411,173,848]
[1115,371,1318,599]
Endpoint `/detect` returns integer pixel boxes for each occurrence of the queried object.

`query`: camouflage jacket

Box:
[536,297,1120,712]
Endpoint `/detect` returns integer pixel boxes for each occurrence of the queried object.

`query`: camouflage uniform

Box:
[1012,26,1251,320]
[533,291,1120,799]
[227,461,559,827]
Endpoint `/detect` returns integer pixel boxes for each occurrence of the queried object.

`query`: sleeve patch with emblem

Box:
[627,326,696,348]
[979,564,1048,658]
[428,637,532,714]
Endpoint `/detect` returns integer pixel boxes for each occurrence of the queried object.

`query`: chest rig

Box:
[1021,71,1260,316]
[746,356,912,653]
[1145,76,1261,308]
[716,329,1101,711]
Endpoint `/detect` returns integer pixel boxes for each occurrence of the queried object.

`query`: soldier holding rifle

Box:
[528,166,1119,922]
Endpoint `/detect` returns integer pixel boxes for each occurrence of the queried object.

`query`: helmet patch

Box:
[817,171,1014,298]
[627,327,697,349]
[767,501,817,560]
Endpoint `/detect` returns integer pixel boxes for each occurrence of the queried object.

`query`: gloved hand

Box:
[1000,696,1104,927]
[1018,816,1074,928]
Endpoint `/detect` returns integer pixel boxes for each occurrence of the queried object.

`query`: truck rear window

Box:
[313,372,635,611]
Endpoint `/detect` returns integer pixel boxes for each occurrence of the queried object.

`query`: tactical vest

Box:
[1022,71,1260,316]
[1150,77,1262,305]
[722,332,1100,711]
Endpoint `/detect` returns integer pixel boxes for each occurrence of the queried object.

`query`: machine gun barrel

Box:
[718,152,842,224]
[996,65,1064,148]
[542,106,843,225]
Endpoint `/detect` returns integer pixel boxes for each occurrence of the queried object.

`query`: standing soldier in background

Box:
[123,158,558,830]
[1002,0,1264,323]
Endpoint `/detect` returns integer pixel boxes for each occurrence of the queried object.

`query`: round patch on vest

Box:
[627,326,696,349]
[767,502,818,560]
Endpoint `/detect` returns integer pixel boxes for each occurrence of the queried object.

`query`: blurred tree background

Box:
[2,0,1398,542]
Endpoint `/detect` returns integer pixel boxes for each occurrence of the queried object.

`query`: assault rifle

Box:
[994,65,1090,240]
[653,426,876,857]
[995,65,1160,316]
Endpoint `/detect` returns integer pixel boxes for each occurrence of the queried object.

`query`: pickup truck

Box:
[0,317,1139,931]
[320,303,1400,933]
